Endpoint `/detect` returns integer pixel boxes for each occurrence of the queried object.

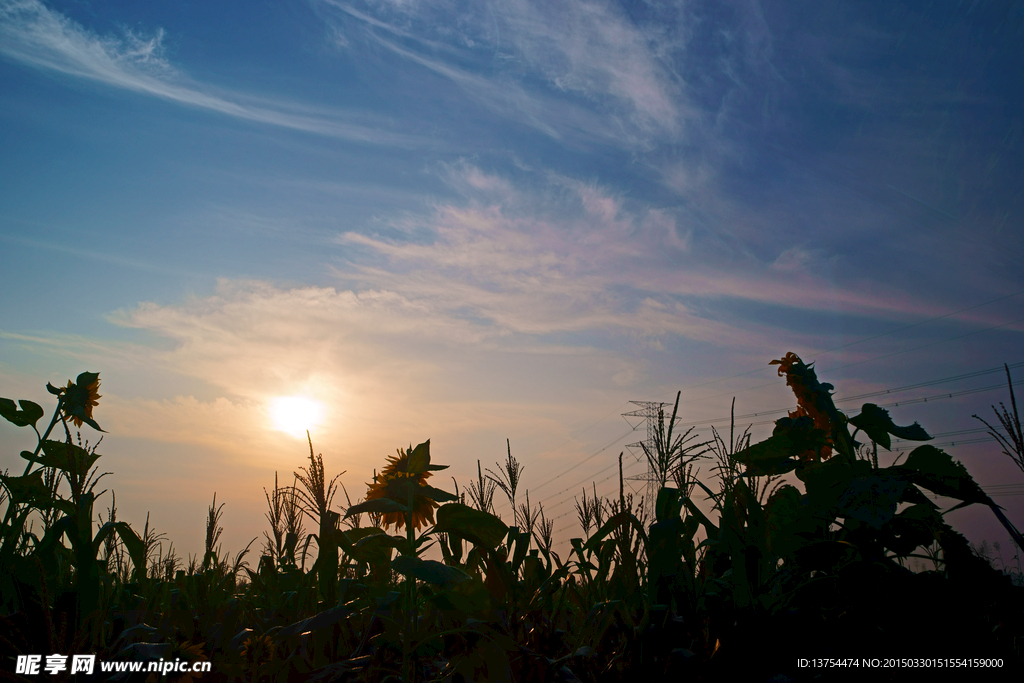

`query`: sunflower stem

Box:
[22,396,64,477]
[403,482,416,683]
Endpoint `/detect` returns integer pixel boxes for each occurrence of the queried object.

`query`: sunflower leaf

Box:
[849,403,931,450]
[419,484,458,503]
[406,439,431,473]
[0,470,50,507]
[28,440,103,478]
[392,555,470,588]
[344,498,409,518]
[0,398,45,428]
[896,445,993,506]
[433,503,509,550]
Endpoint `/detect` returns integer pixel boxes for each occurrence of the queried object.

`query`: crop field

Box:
[2,354,1022,681]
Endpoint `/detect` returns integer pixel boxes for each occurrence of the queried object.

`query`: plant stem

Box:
[22,397,64,477]
[403,484,415,683]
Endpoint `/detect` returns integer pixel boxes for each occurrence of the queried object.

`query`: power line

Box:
[541,398,1018,533]
[693,381,1013,432]
[646,316,1024,410]
[534,367,1021,527]
[514,293,1024,498]
[514,304,1024,537]
[836,362,1024,402]
[635,289,1024,405]
[531,363,1020,512]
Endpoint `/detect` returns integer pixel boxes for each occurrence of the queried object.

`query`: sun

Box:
[269,396,325,438]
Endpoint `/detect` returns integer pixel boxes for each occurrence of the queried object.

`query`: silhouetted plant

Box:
[204,493,225,570]
[974,363,1024,475]
[534,501,555,553]
[292,433,345,604]
[640,391,710,491]
[467,459,497,514]
[487,438,524,525]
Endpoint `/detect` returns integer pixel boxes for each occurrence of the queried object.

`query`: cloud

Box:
[318,0,691,146]
[93,275,651,480]
[0,0,421,145]
[335,162,994,347]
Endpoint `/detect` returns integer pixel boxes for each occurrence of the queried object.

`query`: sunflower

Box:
[143,640,207,683]
[365,446,439,532]
[61,371,101,429]
[239,633,276,664]
[770,353,837,461]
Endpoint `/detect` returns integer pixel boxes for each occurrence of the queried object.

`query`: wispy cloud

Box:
[318,0,691,147]
[0,0,421,145]
[494,0,686,136]
[336,163,992,345]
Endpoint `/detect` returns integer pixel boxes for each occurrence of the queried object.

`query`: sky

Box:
[1,0,1023,568]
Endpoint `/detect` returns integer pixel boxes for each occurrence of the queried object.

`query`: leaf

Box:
[654,486,683,523]
[431,578,491,615]
[407,439,431,473]
[346,532,395,564]
[340,527,385,544]
[344,498,408,518]
[420,484,458,503]
[392,555,471,588]
[279,604,351,638]
[849,403,931,450]
[23,440,102,479]
[583,511,649,553]
[898,445,993,506]
[881,503,943,557]
[115,522,147,577]
[682,497,719,541]
[384,478,458,504]
[798,456,854,512]
[792,539,859,572]
[836,473,907,528]
[76,371,100,388]
[765,485,807,555]
[734,417,827,474]
[0,399,45,428]
[433,503,508,550]
[510,529,531,572]
[732,432,797,474]
[0,470,50,507]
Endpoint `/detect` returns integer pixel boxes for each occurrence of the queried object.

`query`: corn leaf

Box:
[583,511,649,553]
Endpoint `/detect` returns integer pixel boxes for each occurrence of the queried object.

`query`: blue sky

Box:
[1,0,1023,563]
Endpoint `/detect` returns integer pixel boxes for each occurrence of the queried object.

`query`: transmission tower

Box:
[621,400,671,520]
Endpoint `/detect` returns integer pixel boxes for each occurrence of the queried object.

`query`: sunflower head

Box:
[58,371,103,431]
[144,639,207,683]
[240,633,276,664]
[770,353,837,460]
[364,441,441,532]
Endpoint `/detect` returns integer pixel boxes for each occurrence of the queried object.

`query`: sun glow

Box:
[269,396,325,438]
